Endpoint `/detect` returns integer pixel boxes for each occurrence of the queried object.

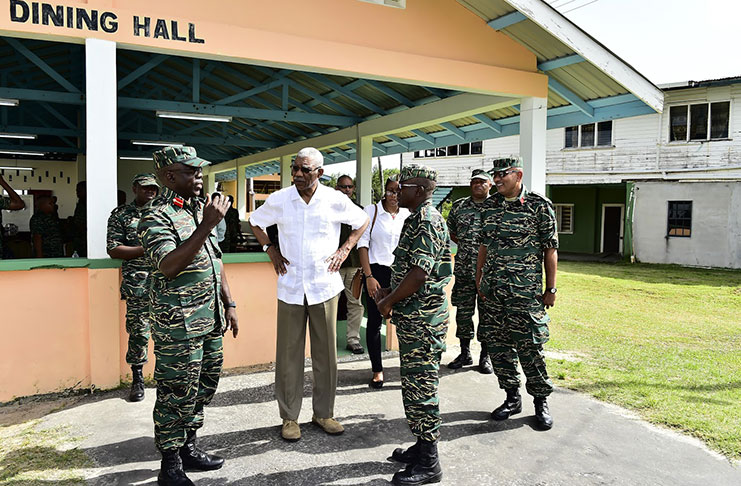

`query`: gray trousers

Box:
[339,266,364,345]
[276,294,340,421]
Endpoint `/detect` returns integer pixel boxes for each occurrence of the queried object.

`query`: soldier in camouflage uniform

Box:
[0,174,26,258]
[138,146,239,486]
[106,173,160,402]
[376,165,452,486]
[446,169,493,374]
[72,181,86,257]
[476,157,558,430]
[219,195,240,253]
[30,196,64,258]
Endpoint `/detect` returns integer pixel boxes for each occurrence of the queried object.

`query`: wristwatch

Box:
[262,243,273,252]
[225,301,237,308]
[546,287,557,294]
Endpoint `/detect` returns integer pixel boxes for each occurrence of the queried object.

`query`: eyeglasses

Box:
[491,169,519,179]
[337,184,354,189]
[290,165,319,174]
[400,183,424,190]
[385,189,400,196]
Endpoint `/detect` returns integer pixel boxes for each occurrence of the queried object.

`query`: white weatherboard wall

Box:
[632,181,741,269]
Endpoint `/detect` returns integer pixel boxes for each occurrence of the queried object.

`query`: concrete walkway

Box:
[35,350,740,485]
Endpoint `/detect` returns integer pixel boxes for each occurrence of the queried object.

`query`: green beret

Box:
[470,168,492,182]
[132,173,159,187]
[490,156,523,170]
[400,164,437,182]
[153,146,210,170]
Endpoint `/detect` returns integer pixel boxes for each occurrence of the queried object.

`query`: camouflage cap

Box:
[470,168,493,182]
[399,164,437,182]
[152,146,210,170]
[490,156,523,170]
[132,172,159,187]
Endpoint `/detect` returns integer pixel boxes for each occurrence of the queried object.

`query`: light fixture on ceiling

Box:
[0,166,35,171]
[0,132,37,140]
[0,98,20,107]
[131,140,184,147]
[156,111,232,123]
[120,156,153,161]
[0,149,45,157]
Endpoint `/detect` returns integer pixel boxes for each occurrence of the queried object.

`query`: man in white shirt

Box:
[249,147,369,442]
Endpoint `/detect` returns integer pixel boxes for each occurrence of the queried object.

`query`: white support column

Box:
[519,96,548,195]
[279,155,292,189]
[85,38,117,259]
[356,130,374,207]
[237,167,247,219]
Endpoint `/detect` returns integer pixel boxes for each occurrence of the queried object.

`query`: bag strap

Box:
[370,203,379,238]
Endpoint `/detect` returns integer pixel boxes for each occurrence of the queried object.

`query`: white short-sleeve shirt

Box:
[357,201,410,267]
[249,183,369,305]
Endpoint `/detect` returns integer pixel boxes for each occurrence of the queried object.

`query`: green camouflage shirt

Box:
[138,187,224,341]
[446,196,489,279]
[107,201,153,299]
[479,186,558,309]
[391,199,453,322]
[30,212,65,258]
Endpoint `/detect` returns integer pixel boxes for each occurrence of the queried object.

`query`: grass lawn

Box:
[546,261,741,460]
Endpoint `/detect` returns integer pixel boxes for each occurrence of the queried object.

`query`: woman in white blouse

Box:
[357,176,410,389]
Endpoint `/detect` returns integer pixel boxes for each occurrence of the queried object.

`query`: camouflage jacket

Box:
[0,197,9,258]
[138,187,224,340]
[479,186,558,308]
[30,212,65,258]
[446,196,489,279]
[107,201,153,299]
[391,199,453,324]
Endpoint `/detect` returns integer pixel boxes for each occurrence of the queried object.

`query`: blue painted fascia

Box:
[538,54,584,72]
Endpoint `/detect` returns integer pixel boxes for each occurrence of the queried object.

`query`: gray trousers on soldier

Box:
[125,295,152,366]
[276,294,340,420]
[451,275,481,342]
[479,292,553,398]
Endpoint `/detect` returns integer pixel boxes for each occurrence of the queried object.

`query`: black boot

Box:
[447,339,472,369]
[157,449,194,486]
[390,438,422,464]
[179,431,225,471]
[491,388,522,421]
[478,343,493,375]
[534,397,554,430]
[391,439,443,485]
[128,365,145,402]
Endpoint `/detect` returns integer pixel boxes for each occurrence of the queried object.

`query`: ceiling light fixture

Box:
[0,149,45,157]
[0,166,35,171]
[120,156,153,161]
[0,98,20,107]
[131,140,184,147]
[0,132,37,140]
[156,111,232,123]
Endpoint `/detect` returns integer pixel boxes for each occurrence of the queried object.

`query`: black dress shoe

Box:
[534,397,553,430]
[158,449,194,486]
[179,433,224,471]
[346,342,365,354]
[369,379,384,389]
[491,388,522,421]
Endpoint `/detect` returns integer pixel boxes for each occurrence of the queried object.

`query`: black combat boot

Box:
[157,449,194,486]
[534,397,554,430]
[491,388,522,421]
[128,365,145,402]
[390,438,422,463]
[179,431,225,471]
[478,343,493,375]
[391,439,443,485]
[447,339,472,369]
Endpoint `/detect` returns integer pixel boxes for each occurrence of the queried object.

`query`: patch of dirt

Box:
[0,395,85,426]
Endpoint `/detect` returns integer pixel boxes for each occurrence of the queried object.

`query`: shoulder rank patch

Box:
[172,196,184,208]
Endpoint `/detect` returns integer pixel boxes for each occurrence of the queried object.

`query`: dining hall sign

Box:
[7,0,205,43]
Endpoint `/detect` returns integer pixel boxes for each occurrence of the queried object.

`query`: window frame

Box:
[413,141,483,159]
[666,200,692,238]
[563,121,613,149]
[555,203,574,235]
[668,101,731,143]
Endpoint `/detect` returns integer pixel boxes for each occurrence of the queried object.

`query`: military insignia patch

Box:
[172,196,184,208]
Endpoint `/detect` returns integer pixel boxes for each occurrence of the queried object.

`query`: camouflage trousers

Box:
[125,296,151,366]
[153,325,223,452]
[451,275,482,342]
[395,315,448,442]
[479,294,553,398]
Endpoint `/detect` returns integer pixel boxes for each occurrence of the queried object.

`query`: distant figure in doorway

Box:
[73,181,87,257]
[476,157,559,431]
[0,174,26,259]
[107,173,160,403]
[249,147,369,442]
[30,196,64,258]
[335,174,365,355]
[118,189,127,207]
[220,195,240,253]
[357,175,410,389]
